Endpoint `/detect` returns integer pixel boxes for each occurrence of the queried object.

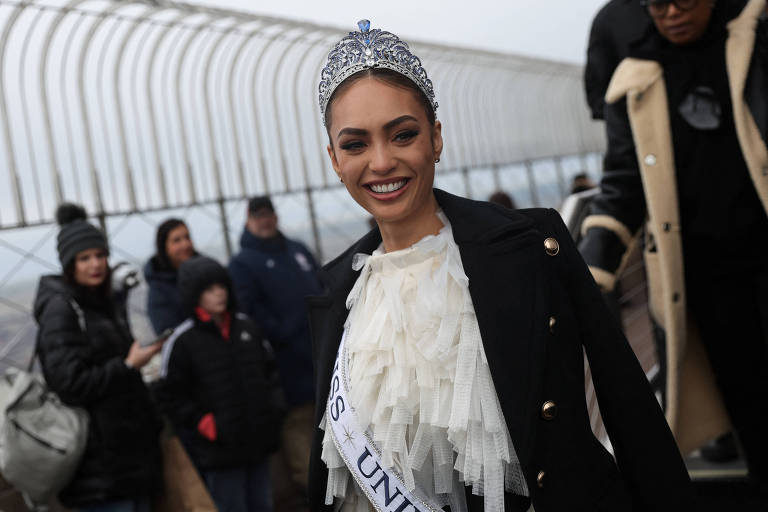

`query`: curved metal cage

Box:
[0,0,607,380]
[0,0,604,233]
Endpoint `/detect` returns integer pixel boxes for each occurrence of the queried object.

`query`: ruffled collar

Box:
[320,213,527,512]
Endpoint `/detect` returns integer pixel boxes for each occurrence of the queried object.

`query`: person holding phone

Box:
[34,203,164,512]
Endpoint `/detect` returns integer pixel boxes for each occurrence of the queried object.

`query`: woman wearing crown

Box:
[306,20,693,512]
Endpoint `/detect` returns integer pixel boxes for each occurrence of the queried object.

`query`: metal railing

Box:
[0,0,606,377]
[0,0,603,241]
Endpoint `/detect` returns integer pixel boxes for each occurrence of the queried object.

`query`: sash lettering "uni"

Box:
[327,332,440,512]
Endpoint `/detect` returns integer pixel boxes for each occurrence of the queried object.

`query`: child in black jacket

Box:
[157,256,282,512]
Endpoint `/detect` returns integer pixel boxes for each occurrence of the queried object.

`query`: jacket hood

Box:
[33,275,73,322]
[177,256,237,315]
[143,256,178,284]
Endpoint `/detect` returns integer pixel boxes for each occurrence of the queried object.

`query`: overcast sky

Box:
[191,0,610,64]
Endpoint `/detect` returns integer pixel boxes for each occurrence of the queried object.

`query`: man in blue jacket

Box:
[229,196,322,506]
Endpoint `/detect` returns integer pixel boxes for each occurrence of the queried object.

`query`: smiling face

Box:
[73,248,108,288]
[651,0,714,45]
[165,224,195,269]
[326,76,443,236]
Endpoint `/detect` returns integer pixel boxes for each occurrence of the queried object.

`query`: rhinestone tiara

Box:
[318,19,438,125]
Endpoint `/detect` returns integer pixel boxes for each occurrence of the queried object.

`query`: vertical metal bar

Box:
[94,15,124,207]
[226,25,266,197]
[19,4,48,219]
[153,15,193,205]
[113,7,163,212]
[56,10,88,204]
[440,61,467,172]
[76,2,125,218]
[202,19,247,257]
[293,31,331,260]
[174,19,214,204]
[524,160,540,207]
[492,164,501,192]
[188,29,221,200]
[554,156,567,199]
[39,1,89,206]
[271,28,310,192]
[462,167,471,198]
[129,16,164,207]
[247,27,290,194]
[146,12,189,208]
[0,2,33,225]
[311,44,332,187]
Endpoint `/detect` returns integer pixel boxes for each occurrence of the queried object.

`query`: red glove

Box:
[197,413,217,441]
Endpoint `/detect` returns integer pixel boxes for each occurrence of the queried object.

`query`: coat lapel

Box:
[435,189,547,466]
[726,0,768,211]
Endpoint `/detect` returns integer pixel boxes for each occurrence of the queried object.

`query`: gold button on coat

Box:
[548,316,556,334]
[541,401,557,420]
[544,237,559,256]
[537,471,546,488]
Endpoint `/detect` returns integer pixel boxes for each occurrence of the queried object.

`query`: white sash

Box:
[327,330,443,512]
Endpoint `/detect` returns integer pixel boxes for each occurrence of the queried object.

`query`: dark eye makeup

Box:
[339,140,365,151]
[394,129,419,142]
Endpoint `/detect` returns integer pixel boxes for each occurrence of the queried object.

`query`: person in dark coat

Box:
[306,19,692,512]
[585,0,652,119]
[579,0,768,504]
[228,195,323,501]
[34,203,164,512]
[144,218,197,335]
[157,255,282,512]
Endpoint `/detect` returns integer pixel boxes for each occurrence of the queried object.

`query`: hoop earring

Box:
[434,158,440,164]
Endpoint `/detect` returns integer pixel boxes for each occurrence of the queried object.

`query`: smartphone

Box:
[140,328,174,347]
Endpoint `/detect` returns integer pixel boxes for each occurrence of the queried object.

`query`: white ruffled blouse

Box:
[320,213,528,512]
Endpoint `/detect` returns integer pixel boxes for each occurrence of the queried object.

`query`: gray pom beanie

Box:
[55,203,109,269]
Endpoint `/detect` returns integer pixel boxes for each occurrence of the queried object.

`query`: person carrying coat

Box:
[34,204,164,512]
[157,255,283,512]
[579,0,768,503]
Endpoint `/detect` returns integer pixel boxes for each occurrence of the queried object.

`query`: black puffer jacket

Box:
[156,256,282,471]
[157,313,282,470]
[33,275,162,508]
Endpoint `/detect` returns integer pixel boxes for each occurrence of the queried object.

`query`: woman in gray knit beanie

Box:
[55,203,110,289]
[32,203,165,511]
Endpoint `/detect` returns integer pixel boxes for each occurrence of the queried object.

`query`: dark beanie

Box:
[56,203,109,269]
[177,256,236,314]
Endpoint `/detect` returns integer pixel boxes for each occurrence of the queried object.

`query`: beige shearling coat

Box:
[583,0,768,455]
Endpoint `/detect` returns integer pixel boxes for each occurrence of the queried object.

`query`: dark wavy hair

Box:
[154,218,187,271]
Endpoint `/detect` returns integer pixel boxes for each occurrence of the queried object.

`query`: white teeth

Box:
[370,180,406,193]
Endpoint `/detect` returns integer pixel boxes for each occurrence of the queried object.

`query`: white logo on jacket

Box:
[294,252,312,272]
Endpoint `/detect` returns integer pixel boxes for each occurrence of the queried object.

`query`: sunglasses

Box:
[639,0,699,18]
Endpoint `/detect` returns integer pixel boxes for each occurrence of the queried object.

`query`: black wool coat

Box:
[307,190,692,512]
[34,276,163,508]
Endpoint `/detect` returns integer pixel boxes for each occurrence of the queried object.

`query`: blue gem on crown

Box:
[318,19,438,124]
